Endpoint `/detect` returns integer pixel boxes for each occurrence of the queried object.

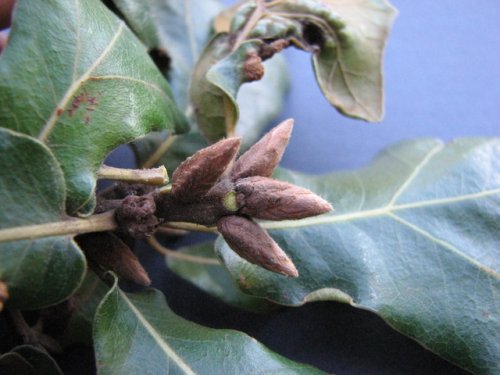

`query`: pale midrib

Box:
[37,23,126,142]
[1,188,498,243]
[388,212,499,278]
[121,292,197,375]
[262,188,500,230]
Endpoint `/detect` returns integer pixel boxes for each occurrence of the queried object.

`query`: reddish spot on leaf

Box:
[68,90,100,124]
[56,108,64,116]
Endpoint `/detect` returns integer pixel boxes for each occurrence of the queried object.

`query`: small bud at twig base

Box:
[217,216,299,277]
[115,195,159,238]
[78,232,151,286]
[235,176,333,220]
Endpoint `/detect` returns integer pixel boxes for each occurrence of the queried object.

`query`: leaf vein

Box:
[387,143,444,206]
[37,23,126,142]
[120,291,197,375]
[263,188,500,230]
[387,212,499,278]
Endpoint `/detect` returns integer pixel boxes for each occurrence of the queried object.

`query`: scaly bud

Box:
[235,176,333,220]
[217,216,299,277]
[0,281,8,311]
[115,194,159,238]
[231,119,293,180]
[78,233,151,286]
[172,137,241,202]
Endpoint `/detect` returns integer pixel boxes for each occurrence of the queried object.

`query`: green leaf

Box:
[110,0,230,168]
[11,346,63,375]
[94,276,324,374]
[216,138,500,374]
[166,242,276,313]
[191,0,396,142]
[190,35,258,142]
[120,1,289,167]
[110,0,223,110]
[0,0,187,215]
[0,128,86,310]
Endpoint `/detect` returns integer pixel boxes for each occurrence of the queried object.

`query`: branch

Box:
[97,165,168,185]
[0,211,117,243]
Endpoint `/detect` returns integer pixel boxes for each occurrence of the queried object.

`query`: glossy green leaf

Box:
[11,346,63,375]
[167,242,276,313]
[0,128,86,310]
[191,0,396,142]
[110,0,222,110]
[216,138,500,374]
[94,276,324,374]
[0,0,187,215]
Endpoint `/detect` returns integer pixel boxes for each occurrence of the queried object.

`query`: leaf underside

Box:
[191,0,397,142]
[216,138,500,374]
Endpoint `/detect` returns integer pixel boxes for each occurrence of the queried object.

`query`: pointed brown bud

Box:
[231,119,293,180]
[217,216,298,277]
[0,281,8,311]
[172,137,241,202]
[235,176,333,220]
[77,233,151,286]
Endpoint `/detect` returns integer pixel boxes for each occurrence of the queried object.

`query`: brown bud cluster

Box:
[163,119,333,278]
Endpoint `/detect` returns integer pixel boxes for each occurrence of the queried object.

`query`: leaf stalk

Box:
[97,165,168,185]
[0,211,117,243]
